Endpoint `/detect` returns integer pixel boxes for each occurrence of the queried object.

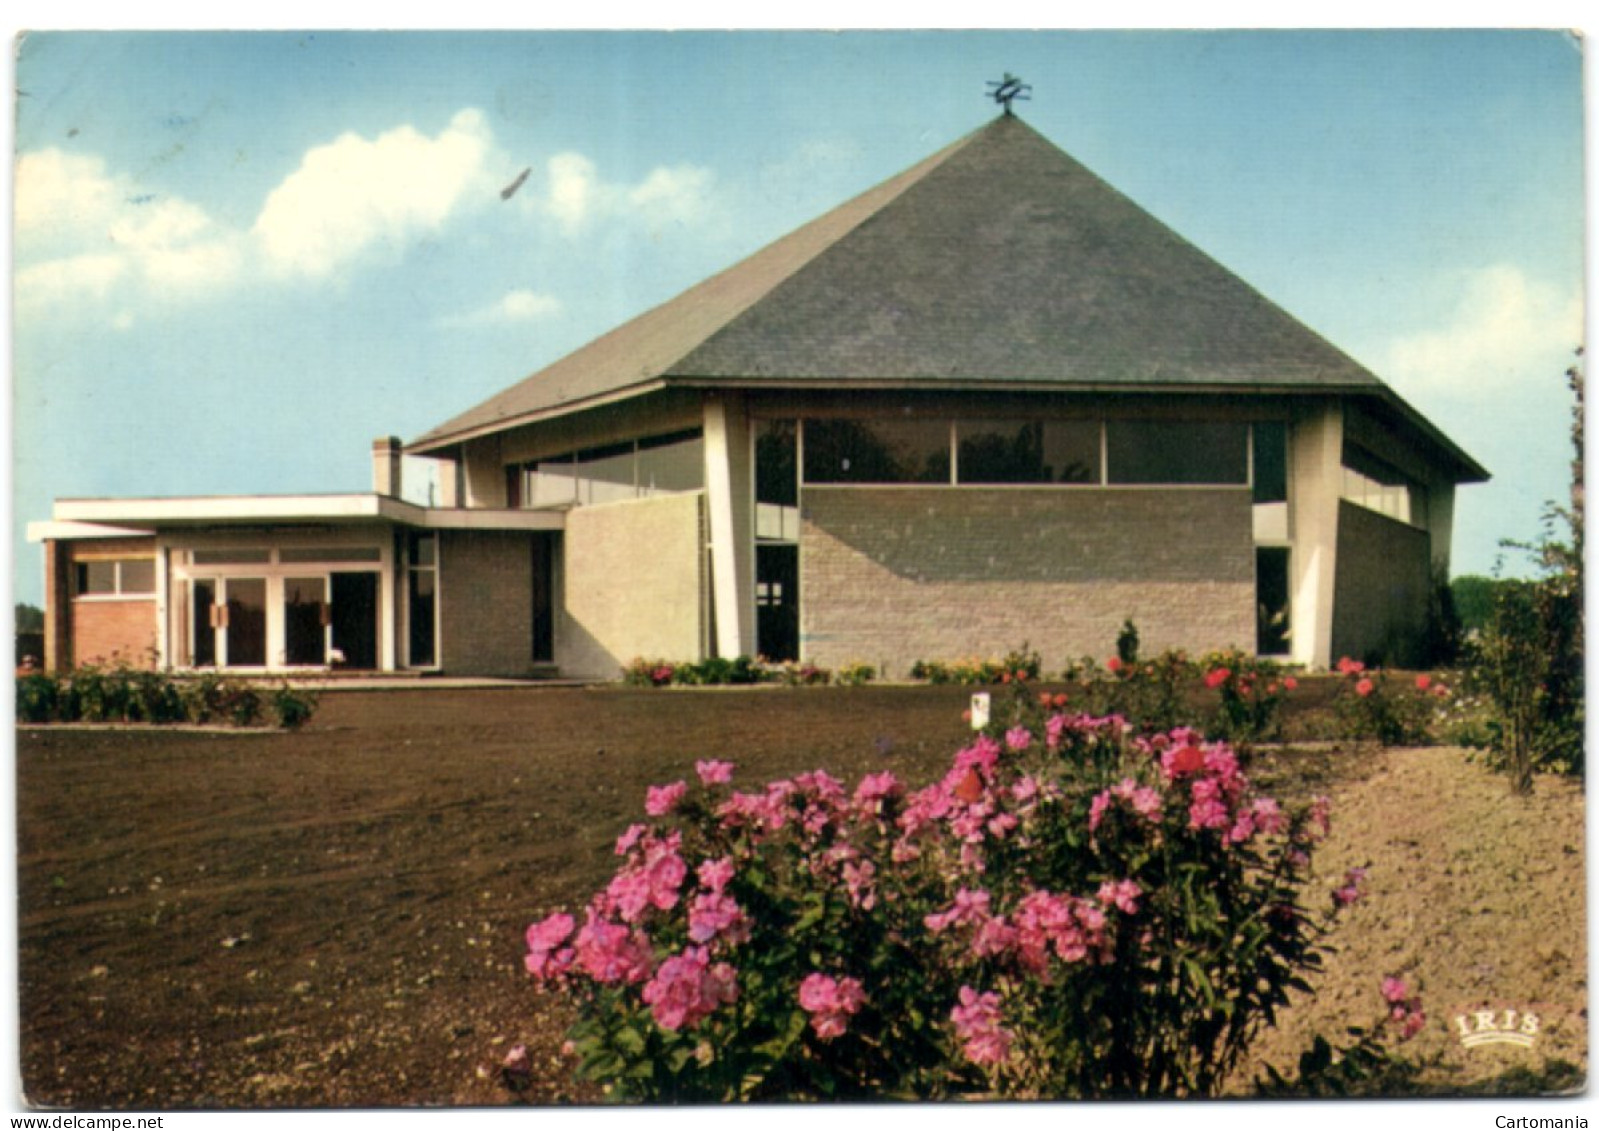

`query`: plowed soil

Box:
[12,686,1586,1107]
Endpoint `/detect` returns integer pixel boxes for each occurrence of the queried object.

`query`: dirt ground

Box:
[12,686,1587,1107]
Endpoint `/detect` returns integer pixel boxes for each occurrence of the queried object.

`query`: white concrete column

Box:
[1288,403,1344,669]
[461,435,507,508]
[704,394,754,659]
[1426,480,1456,574]
[436,458,462,508]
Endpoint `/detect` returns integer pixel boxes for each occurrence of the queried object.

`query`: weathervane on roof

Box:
[986,73,1031,116]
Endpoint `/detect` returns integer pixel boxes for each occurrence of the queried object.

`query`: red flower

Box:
[1204,667,1231,689]
[1414,674,1432,691]
[1283,677,1299,691]
[1106,656,1124,674]
[1168,745,1205,775]
[1355,678,1374,698]
[1336,656,1365,675]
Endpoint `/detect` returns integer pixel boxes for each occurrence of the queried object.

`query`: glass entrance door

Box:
[283,577,328,667]
[190,577,268,668]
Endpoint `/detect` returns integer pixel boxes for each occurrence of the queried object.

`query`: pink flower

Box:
[615,823,648,855]
[797,973,866,1041]
[645,780,688,816]
[1381,976,1410,1004]
[1204,667,1231,689]
[605,832,687,922]
[1283,676,1299,691]
[697,856,735,893]
[572,909,653,984]
[1004,725,1033,752]
[688,889,749,945]
[695,760,735,786]
[950,986,1014,1066]
[641,946,738,1031]
[1106,656,1124,674]
[1355,678,1374,698]
[842,859,877,910]
[1333,866,1367,906]
[1336,656,1365,675]
[524,912,576,981]
[1097,879,1142,915]
[852,771,900,815]
[925,888,992,933]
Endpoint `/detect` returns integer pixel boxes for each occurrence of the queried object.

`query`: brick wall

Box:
[438,531,536,676]
[800,488,1254,677]
[1331,500,1432,666]
[560,493,704,680]
[71,599,159,668]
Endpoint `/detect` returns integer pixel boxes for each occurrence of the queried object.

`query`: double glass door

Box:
[192,577,269,668]
[191,573,377,669]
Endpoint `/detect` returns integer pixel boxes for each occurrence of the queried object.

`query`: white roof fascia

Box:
[47,495,566,532]
[26,520,155,543]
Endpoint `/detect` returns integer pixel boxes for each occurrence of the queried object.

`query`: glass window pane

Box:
[637,432,703,495]
[119,559,155,593]
[756,420,798,506]
[1107,420,1247,484]
[576,442,637,505]
[409,570,436,667]
[224,578,267,668]
[1253,422,1288,503]
[409,534,436,568]
[193,548,272,564]
[958,420,1049,483]
[283,577,327,666]
[803,418,950,484]
[956,420,1101,484]
[279,547,382,564]
[77,561,117,594]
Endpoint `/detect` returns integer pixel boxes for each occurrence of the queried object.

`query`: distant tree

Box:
[1450,575,1513,635]
[15,603,44,634]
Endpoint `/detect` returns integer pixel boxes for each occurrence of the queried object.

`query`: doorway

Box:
[756,544,799,662]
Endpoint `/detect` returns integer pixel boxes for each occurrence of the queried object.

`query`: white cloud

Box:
[253,108,496,278]
[547,152,602,235]
[629,165,714,227]
[1382,265,1584,400]
[438,288,564,328]
[539,151,715,237]
[15,253,128,308]
[14,148,241,311]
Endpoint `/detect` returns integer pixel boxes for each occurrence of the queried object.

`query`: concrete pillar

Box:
[704,393,754,659]
[372,436,403,497]
[436,458,462,508]
[1288,403,1344,669]
[462,435,507,508]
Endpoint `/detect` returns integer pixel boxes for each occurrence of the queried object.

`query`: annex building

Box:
[29,111,1488,680]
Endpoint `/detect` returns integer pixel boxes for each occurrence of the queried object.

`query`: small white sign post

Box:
[970,692,991,730]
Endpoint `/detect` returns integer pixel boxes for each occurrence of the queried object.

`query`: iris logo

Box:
[1453,1006,1541,1050]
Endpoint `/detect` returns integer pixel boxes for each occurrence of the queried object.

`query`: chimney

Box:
[372,436,403,498]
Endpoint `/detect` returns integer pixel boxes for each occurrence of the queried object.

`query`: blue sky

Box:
[8,28,1588,606]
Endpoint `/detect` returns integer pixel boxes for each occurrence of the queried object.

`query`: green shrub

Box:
[833,661,876,688]
[270,684,320,730]
[16,672,60,723]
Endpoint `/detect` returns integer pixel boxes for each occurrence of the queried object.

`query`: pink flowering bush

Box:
[522,699,1357,1100]
[1257,976,1428,1096]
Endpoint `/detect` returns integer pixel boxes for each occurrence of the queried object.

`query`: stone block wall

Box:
[560,493,705,679]
[800,487,1254,677]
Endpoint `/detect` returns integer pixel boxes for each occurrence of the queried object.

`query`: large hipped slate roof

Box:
[410,114,1483,481]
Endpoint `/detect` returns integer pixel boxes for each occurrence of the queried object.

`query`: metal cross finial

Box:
[986,73,1031,116]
